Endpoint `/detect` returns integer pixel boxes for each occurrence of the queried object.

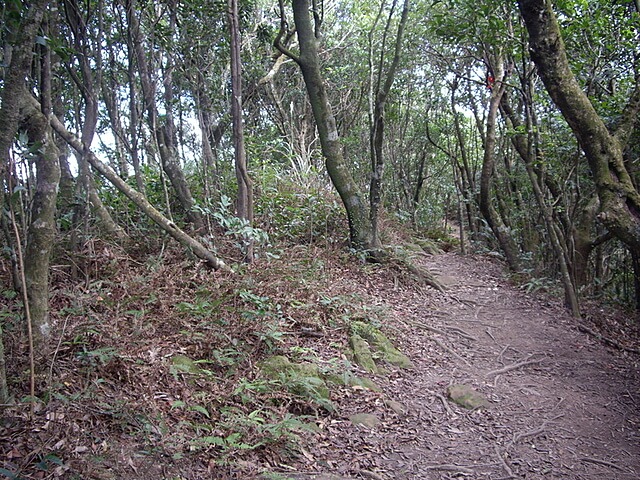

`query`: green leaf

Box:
[189,405,210,418]
[199,436,226,446]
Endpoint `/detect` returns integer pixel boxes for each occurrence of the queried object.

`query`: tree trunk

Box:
[0,0,49,404]
[64,0,124,239]
[519,0,640,253]
[277,0,377,253]
[228,0,254,261]
[20,93,61,347]
[478,60,522,271]
[48,110,231,271]
[126,0,203,230]
[501,91,580,316]
[368,0,410,247]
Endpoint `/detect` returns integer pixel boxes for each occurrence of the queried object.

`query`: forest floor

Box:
[1,241,640,480]
[275,251,640,480]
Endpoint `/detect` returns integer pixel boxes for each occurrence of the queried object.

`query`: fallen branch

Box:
[485,355,543,377]
[425,464,475,474]
[494,445,515,478]
[577,324,640,355]
[580,456,625,471]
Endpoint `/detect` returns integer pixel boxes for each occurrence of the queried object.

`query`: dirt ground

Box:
[280,252,640,480]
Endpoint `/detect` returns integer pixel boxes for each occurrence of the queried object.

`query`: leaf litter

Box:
[1,242,639,479]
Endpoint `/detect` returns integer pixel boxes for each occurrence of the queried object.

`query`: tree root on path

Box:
[577,324,640,355]
[485,355,544,377]
[388,255,445,292]
[580,456,626,472]
[424,464,475,474]
[354,469,388,480]
[494,445,515,479]
[510,414,563,445]
[430,337,472,366]
[409,320,477,342]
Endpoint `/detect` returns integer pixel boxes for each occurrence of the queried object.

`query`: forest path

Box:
[287,252,640,480]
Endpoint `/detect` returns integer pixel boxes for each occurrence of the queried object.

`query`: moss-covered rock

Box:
[349,413,381,429]
[170,354,204,375]
[350,321,414,370]
[446,384,489,410]
[325,370,381,392]
[260,356,334,411]
[349,333,379,373]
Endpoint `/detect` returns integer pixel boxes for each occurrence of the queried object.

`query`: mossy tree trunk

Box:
[519,0,640,255]
[478,58,522,271]
[20,93,61,348]
[0,0,49,402]
[276,0,379,254]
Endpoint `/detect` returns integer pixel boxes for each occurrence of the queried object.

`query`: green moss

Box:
[170,355,204,375]
[349,333,379,373]
[350,321,414,370]
[260,356,334,411]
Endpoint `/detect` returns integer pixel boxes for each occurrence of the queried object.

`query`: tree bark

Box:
[20,92,61,346]
[48,109,231,271]
[228,0,254,261]
[0,0,49,404]
[478,60,522,271]
[518,0,640,253]
[277,0,377,253]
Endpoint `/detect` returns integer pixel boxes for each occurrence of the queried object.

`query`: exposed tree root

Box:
[580,456,626,471]
[386,253,445,292]
[577,324,640,355]
[485,355,543,377]
[424,464,475,474]
[494,445,515,479]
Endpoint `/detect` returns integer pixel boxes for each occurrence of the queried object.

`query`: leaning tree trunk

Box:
[48,109,231,271]
[478,59,522,271]
[518,0,640,254]
[276,0,377,253]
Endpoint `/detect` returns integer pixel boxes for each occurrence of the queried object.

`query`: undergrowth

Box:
[0,232,388,479]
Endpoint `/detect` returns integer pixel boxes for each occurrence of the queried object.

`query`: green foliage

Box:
[254,170,346,245]
[194,195,270,254]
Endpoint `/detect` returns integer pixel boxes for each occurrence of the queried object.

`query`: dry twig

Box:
[580,456,625,471]
[485,355,543,377]
[577,324,640,355]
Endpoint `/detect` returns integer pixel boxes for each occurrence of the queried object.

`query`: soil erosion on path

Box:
[286,252,640,480]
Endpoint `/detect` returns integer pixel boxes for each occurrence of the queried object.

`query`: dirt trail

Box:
[289,252,640,479]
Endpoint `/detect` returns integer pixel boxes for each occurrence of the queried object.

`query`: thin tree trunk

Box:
[126,0,203,230]
[369,0,410,247]
[501,91,580,316]
[276,0,377,253]
[228,0,254,261]
[49,110,231,271]
[478,60,522,271]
